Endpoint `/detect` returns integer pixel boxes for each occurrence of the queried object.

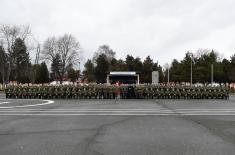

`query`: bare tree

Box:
[0,25,31,82]
[42,34,81,83]
[93,45,116,63]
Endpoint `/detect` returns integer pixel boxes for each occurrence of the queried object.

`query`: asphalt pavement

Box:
[0,94,235,155]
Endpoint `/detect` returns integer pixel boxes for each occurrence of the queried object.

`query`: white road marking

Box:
[0,100,54,108]
[0,102,9,104]
[2,108,235,111]
[0,113,235,116]
[2,110,235,112]
[1,108,235,115]
[1,99,235,115]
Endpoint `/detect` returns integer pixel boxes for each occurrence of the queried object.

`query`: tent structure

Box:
[107,71,140,85]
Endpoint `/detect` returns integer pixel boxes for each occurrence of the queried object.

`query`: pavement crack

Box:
[0,128,96,136]
[152,100,182,115]
[153,100,235,145]
[83,116,134,155]
[184,116,235,145]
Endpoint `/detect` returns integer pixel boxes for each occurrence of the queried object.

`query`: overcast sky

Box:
[1,0,235,65]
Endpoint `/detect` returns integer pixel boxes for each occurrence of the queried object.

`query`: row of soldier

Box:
[5,85,229,99]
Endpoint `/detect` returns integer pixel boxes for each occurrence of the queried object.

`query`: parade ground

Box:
[0,94,235,155]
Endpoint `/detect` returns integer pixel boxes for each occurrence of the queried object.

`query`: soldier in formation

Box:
[5,84,229,100]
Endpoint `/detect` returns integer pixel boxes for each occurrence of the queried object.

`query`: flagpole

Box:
[191,54,192,87]
[211,64,213,85]
[167,67,169,85]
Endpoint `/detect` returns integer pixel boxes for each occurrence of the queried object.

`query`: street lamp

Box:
[189,52,194,87]
[211,64,213,85]
[167,67,169,85]
[164,63,170,85]
[79,62,81,71]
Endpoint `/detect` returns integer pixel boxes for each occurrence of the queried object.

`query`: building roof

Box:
[109,72,137,76]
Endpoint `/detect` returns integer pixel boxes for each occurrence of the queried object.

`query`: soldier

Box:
[175,87,181,99]
[86,85,91,99]
[99,84,104,99]
[110,85,117,99]
[211,88,217,99]
[18,87,23,99]
[143,86,149,99]
[152,86,158,99]
[27,87,33,99]
[48,86,54,99]
[158,87,164,99]
[222,87,229,99]
[62,86,67,99]
[170,87,176,99]
[84,85,89,99]
[42,86,47,99]
[5,87,10,98]
[66,86,72,99]
[164,87,170,99]
[207,88,213,99]
[82,85,87,99]
[103,85,109,99]
[149,86,154,99]
[53,87,58,99]
[90,85,96,99]
[5,87,9,98]
[120,85,127,99]
[189,88,194,99]
[155,87,161,99]
[71,86,77,99]
[135,85,142,99]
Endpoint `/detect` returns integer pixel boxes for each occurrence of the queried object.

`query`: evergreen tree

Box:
[228,54,235,83]
[11,38,30,83]
[0,46,6,84]
[35,62,49,84]
[67,68,79,83]
[51,53,63,82]
[83,59,95,82]
[141,56,154,83]
[95,54,109,83]
[195,50,220,84]
[110,58,126,71]
[170,59,183,83]
[125,55,135,71]
[40,62,49,83]
[221,58,231,84]
[180,52,193,83]
[133,57,143,72]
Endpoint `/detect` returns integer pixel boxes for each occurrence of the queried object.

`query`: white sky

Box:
[1,0,235,65]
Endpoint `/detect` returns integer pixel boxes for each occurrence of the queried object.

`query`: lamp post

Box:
[211,64,213,85]
[79,62,81,71]
[164,63,170,85]
[78,61,81,83]
[167,67,169,85]
[191,56,192,87]
[189,52,193,87]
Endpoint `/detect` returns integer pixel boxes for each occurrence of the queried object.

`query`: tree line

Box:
[83,45,164,83]
[169,50,235,85]
[0,25,81,85]
[0,25,235,85]
[83,46,235,85]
